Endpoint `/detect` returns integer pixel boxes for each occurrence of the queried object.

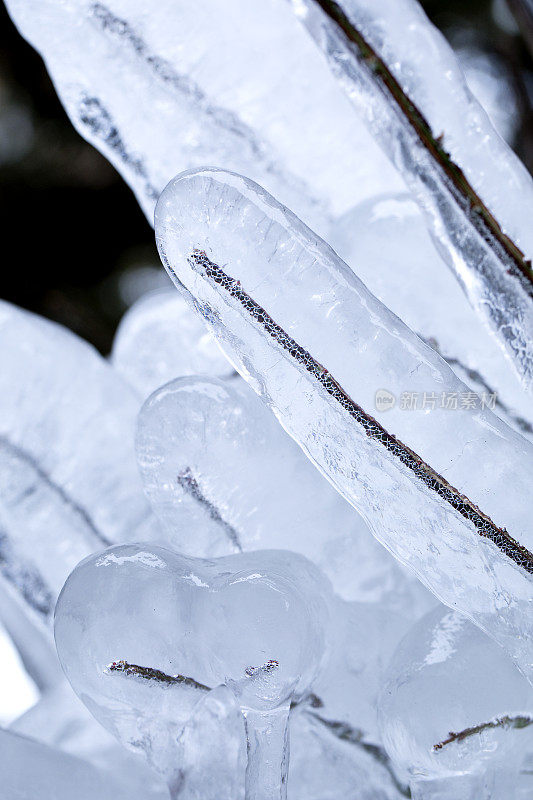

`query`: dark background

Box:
[1,0,532,353]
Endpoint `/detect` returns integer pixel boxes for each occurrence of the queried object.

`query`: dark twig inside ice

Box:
[189,250,533,576]
[310,0,533,294]
[433,713,533,751]
[177,468,243,551]
[107,660,211,692]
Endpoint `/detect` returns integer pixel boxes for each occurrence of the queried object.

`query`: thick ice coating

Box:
[55,544,329,794]
[3,0,404,231]
[378,606,533,796]
[0,301,156,633]
[329,194,533,441]
[155,167,533,680]
[291,0,533,389]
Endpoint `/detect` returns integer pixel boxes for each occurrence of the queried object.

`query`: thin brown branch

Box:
[190,250,533,576]
[177,468,242,552]
[107,660,211,692]
[433,714,533,751]
[311,0,533,294]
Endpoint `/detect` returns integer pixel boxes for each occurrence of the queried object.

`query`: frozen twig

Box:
[433,713,533,751]
[291,0,533,388]
[107,660,211,692]
[177,469,243,552]
[189,250,533,576]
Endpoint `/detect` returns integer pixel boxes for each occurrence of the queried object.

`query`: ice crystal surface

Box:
[155,168,533,680]
[329,194,533,439]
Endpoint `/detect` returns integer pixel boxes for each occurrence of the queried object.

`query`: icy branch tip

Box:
[106,659,211,691]
[433,713,533,751]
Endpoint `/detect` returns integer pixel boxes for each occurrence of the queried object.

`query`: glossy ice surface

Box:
[55,544,329,794]
[155,167,533,680]
[379,606,533,795]
[3,0,404,231]
[0,302,156,631]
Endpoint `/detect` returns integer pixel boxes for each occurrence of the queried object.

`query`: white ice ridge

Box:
[3,0,405,232]
[155,168,533,681]
[0,302,157,632]
[289,0,533,389]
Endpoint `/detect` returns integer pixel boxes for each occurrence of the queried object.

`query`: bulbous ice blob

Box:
[112,289,234,399]
[136,375,432,615]
[155,167,533,681]
[55,544,329,795]
[378,606,533,797]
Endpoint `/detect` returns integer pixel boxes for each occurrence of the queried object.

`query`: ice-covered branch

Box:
[155,168,533,680]
[290,0,533,389]
[433,714,533,752]
[0,302,156,644]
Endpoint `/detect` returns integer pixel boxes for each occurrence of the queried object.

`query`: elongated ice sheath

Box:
[290,0,533,390]
[155,167,533,681]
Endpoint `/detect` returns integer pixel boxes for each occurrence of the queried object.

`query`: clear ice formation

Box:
[0,727,134,800]
[55,544,330,798]
[329,193,533,441]
[111,288,235,399]
[290,0,533,389]
[0,301,157,634]
[136,374,432,616]
[3,0,405,232]
[155,168,533,681]
[378,605,533,799]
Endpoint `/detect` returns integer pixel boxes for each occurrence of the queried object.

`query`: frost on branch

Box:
[290,0,533,389]
[155,168,533,680]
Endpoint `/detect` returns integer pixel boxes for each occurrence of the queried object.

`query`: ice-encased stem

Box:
[244,706,290,800]
[290,0,533,390]
[155,168,533,681]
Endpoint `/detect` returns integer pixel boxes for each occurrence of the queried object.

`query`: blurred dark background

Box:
[1,0,532,353]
